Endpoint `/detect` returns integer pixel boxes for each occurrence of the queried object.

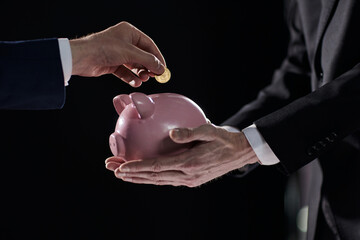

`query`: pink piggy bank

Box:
[109,92,207,161]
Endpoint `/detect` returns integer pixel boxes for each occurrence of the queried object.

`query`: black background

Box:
[0,1,289,239]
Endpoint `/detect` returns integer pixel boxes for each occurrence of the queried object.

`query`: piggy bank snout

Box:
[109,132,125,157]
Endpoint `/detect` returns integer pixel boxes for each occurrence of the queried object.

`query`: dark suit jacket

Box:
[224,0,360,239]
[0,38,65,109]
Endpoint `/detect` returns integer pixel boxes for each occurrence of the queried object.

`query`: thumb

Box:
[169,124,217,143]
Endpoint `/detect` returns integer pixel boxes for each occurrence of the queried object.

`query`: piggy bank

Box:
[109,92,207,160]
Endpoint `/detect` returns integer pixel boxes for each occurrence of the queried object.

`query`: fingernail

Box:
[155,58,164,71]
[122,177,133,182]
[129,80,136,87]
[115,172,126,178]
[160,63,165,72]
[105,162,120,171]
[120,165,130,172]
[170,128,180,139]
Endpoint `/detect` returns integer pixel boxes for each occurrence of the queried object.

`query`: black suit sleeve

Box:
[0,38,65,110]
[224,0,360,175]
[255,62,360,174]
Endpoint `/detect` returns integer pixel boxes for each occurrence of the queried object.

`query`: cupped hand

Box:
[70,21,166,87]
[105,124,259,187]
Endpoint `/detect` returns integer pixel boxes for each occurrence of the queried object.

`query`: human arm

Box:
[0,38,66,109]
[69,21,165,87]
[225,0,360,174]
[255,63,360,174]
[0,21,165,110]
[230,62,360,176]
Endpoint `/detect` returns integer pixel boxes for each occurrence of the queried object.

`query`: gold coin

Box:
[155,67,171,83]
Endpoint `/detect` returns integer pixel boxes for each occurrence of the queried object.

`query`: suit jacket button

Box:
[307,146,316,156]
[327,132,338,142]
[318,141,326,148]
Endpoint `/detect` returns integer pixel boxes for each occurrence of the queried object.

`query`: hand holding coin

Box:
[155,67,171,83]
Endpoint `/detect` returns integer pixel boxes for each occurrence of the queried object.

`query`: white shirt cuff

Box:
[58,38,72,86]
[242,124,280,165]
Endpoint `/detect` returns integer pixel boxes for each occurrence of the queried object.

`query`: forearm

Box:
[69,37,97,76]
[0,39,65,109]
[256,62,360,174]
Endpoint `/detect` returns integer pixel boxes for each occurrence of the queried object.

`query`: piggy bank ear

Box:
[113,95,132,115]
[130,92,155,119]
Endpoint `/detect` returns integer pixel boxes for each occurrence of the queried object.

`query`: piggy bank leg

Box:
[109,132,126,157]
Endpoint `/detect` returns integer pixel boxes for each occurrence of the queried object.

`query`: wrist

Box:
[239,131,261,165]
[226,129,261,169]
[70,38,92,76]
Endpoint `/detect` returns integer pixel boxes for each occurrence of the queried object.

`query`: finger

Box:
[120,176,185,186]
[169,124,217,144]
[115,169,188,184]
[119,156,183,173]
[133,68,150,81]
[105,156,126,164]
[132,28,166,67]
[138,70,151,81]
[123,63,151,82]
[105,156,126,171]
[117,171,207,188]
[112,65,143,87]
[126,44,165,76]
[148,72,156,78]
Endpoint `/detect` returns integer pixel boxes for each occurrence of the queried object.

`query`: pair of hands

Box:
[105,124,259,187]
[71,21,259,187]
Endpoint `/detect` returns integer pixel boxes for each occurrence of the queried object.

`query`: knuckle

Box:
[183,162,198,174]
[207,124,219,136]
[119,21,133,30]
[150,172,160,181]
[154,56,162,71]
[196,124,218,141]
[184,174,201,188]
[150,55,162,71]
[143,54,160,72]
[152,160,162,172]
[151,54,159,63]
[185,128,194,139]
[185,180,199,188]
[120,21,129,25]
[178,128,193,140]
[131,162,141,172]
[200,123,212,132]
